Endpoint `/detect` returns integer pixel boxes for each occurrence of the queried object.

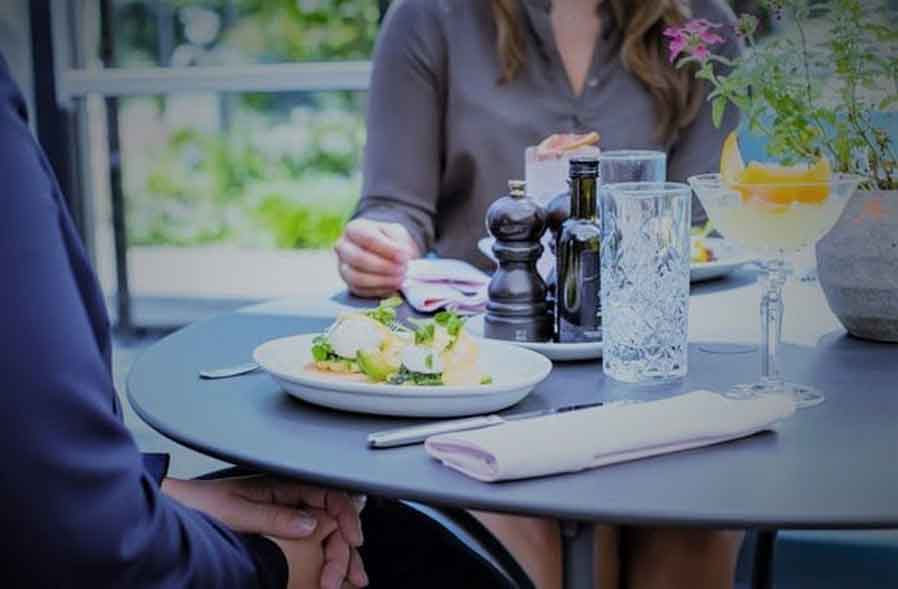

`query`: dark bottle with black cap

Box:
[556,157,602,343]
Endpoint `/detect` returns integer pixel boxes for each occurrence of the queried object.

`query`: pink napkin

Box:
[401,259,489,314]
[425,390,795,482]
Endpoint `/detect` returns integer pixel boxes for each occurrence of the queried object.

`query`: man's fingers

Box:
[345,222,411,263]
[224,499,322,539]
[320,533,351,589]
[350,494,367,515]
[258,479,328,512]
[325,491,364,547]
[335,237,406,277]
[347,548,368,587]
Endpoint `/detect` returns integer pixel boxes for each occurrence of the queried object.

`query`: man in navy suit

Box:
[0,54,367,589]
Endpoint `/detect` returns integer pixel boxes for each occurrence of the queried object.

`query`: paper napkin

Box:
[425,390,795,482]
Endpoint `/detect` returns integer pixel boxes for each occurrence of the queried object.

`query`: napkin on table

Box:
[401,258,490,314]
[425,390,795,482]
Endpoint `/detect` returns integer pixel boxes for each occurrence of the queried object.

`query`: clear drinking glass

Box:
[688,173,864,408]
[599,150,667,184]
[601,183,692,384]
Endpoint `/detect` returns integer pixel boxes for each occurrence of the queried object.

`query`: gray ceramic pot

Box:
[816,189,898,342]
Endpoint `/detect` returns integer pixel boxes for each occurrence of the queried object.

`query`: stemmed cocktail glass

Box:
[688,173,864,408]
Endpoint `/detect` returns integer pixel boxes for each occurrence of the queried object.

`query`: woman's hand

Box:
[269,524,367,589]
[336,218,420,298]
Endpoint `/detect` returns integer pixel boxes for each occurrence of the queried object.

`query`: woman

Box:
[337,1,744,588]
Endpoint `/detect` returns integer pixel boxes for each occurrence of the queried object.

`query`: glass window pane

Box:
[86,90,364,298]
[102,0,380,68]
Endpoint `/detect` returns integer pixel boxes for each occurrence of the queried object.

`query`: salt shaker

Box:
[484,180,553,342]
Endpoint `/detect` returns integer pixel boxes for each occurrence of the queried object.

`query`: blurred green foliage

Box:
[112,0,379,249]
[126,97,364,249]
[114,0,380,66]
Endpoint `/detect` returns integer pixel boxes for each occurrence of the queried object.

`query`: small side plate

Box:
[477,236,753,283]
[465,315,602,362]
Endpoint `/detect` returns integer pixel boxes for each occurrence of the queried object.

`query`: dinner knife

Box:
[367,402,604,448]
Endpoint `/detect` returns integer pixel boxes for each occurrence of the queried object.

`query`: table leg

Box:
[752,529,778,589]
[561,520,595,589]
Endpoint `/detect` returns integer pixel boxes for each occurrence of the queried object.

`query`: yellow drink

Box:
[703,194,844,254]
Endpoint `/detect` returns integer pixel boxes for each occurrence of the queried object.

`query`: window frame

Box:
[49,0,382,333]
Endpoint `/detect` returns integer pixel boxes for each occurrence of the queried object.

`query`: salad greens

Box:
[414,323,435,346]
[364,296,402,327]
[311,335,338,362]
[311,300,489,386]
[386,366,444,386]
[434,311,464,338]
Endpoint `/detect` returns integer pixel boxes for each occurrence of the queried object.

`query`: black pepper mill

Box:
[544,188,572,333]
[484,180,554,343]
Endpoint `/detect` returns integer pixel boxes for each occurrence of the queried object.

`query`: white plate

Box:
[689,237,755,283]
[477,236,752,283]
[253,334,552,417]
[465,315,602,362]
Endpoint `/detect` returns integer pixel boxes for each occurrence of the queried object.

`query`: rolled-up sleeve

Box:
[355,0,446,253]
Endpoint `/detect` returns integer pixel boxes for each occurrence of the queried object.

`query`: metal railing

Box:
[58,60,372,102]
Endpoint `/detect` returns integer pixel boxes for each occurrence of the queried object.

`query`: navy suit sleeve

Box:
[142,453,172,484]
[0,69,286,587]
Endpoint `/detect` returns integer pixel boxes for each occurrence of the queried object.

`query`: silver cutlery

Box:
[199,362,259,379]
[368,401,605,448]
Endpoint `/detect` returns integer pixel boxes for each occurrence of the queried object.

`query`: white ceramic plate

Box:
[465,315,602,362]
[477,236,753,283]
[253,334,552,417]
[689,237,755,283]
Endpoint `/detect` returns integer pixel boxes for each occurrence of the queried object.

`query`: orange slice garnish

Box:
[720,132,831,207]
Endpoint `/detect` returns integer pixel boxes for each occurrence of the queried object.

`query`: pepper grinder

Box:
[544,189,572,319]
[484,180,553,342]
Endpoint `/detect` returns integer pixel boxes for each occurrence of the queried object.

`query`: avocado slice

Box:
[356,349,396,382]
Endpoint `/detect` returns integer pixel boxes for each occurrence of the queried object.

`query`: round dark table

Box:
[128,272,898,589]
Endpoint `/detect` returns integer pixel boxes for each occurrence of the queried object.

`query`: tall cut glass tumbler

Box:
[601,183,692,384]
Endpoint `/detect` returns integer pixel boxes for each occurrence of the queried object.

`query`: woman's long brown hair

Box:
[491,0,705,143]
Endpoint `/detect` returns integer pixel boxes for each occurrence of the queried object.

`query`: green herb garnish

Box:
[311,335,338,361]
[414,323,435,345]
[434,310,466,347]
[387,366,443,386]
[424,353,434,370]
[480,376,493,385]
[365,296,402,327]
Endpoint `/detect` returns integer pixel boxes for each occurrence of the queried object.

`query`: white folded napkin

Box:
[402,259,490,314]
[425,390,795,482]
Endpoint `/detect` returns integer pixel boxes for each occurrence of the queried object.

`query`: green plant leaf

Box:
[712,96,727,128]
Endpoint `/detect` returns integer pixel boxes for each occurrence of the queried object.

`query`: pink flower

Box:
[668,36,688,63]
[665,19,726,64]
[683,18,721,34]
[692,43,710,62]
[699,30,725,45]
[663,25,684,38]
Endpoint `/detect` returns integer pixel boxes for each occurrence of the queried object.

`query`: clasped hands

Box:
[163,476,368,589]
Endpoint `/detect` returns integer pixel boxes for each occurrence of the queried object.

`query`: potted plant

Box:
[667,0,898,341]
